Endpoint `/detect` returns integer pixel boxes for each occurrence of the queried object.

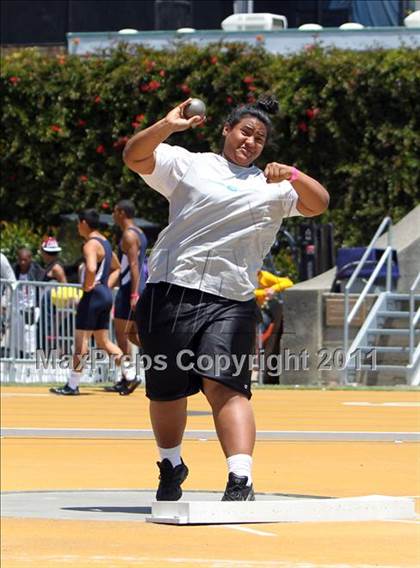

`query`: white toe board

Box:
[146,495,415,525]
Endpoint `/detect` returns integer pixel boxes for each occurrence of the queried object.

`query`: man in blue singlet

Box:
[50,209,123,395]
[104,200,148,395]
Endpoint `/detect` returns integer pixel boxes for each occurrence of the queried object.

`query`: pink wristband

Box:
[289,166,300,182]
[130,293,139,299]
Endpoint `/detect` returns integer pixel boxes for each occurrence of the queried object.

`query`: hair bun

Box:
[256,94,279,116]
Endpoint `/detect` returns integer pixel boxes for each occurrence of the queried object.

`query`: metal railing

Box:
[343,217,393,381]
[343,217,393,357]
[0,279,118,383]
[1,280,82,359]
[409,271,420,367]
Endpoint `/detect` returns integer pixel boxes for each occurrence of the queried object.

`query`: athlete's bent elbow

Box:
[321,191,330,213]
[313,189,330,216]
[122,146,135,167]
[311,200,329,217]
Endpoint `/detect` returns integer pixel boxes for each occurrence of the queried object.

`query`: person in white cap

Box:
[37,237,67,355]
[40,237,67,283]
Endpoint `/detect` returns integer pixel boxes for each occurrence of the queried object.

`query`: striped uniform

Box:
[76,237,113,330]
[114,227,148,320]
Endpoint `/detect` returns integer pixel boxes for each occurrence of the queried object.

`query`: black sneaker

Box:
[156,458,189,501]
[103,378,128,393]
[221,473,255,501]
[119,378,141,396]
[49,384,80,396]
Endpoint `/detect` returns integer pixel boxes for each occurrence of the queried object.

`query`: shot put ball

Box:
[183,98,206,119]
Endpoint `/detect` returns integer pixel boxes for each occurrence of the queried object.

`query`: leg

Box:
[149,397,187,448]
[93,329,123,361]
[114,317,141,355]
[50,329,91,395]
[73,329,92,371]
[203,378,256,501]
[114,287,141,349]
[114,318,141,351]
[202,378,255,457]
[114,317,131,356]
[135,284,197,499]
[125,320,141,347]
[96,327,142,395]
[150,397,189,501]
[106,318,131,392]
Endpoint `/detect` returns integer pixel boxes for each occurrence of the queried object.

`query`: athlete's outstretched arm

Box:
[123,99,204,175]
[264,162,329,217]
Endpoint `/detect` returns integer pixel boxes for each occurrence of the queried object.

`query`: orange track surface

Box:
[1,386,420,567]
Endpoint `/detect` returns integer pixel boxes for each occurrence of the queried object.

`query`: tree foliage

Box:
[1,42,419,246]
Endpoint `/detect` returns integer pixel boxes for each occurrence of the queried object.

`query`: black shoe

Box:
[103,378,128,393]
[49,384,80,396]
[221,473,255,501]
[119,378,141,396]
[156,458,189,501]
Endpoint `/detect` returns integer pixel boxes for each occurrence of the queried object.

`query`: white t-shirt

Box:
[140,143,301,301]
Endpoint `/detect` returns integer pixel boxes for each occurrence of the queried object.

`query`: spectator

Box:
[254,269,293,306]
[14,247,44,282]
[14,248,44,355]
[255,269,294,384]
[0,253,16,356]
[37,238,67,354]
[39,237,67,283]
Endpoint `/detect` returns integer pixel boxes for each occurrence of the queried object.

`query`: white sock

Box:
[227,454,253,486]
[123,363,136,381]
[158,444,182,467]
[114,364,122,381]
[68,370,81,390]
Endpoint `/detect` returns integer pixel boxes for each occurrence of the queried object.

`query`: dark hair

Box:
[78,209,100,230]
[115,199,136,219]
[17,247,32,256]
[224,94,279,137]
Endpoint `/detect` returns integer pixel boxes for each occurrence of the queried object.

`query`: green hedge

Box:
[0,220,45,262]
[1,43,419,246]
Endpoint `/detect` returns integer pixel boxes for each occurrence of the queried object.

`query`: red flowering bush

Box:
[1,43,419,246]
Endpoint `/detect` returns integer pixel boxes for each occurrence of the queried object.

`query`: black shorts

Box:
[75,285,112,331]
[136,282,258,401]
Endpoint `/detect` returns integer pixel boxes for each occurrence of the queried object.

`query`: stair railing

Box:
[409,271,420,367]
[343,217,393,382]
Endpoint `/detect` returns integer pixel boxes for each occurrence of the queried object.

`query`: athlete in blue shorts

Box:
[104,200,148,395]
[50,209,123,395]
